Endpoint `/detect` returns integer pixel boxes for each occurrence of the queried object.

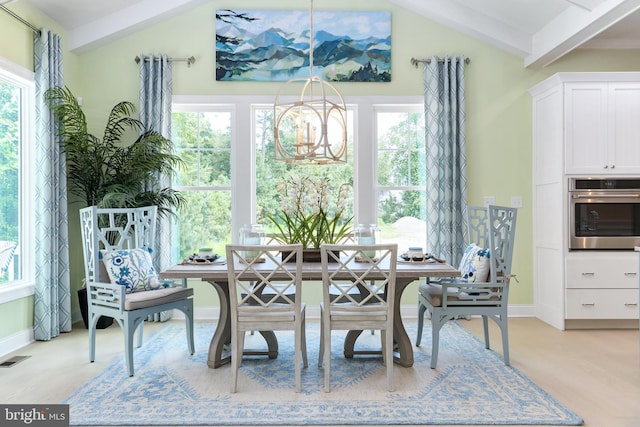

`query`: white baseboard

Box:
[0,328,34,359]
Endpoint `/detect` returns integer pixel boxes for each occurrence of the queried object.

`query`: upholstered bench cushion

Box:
[124,287,193,311]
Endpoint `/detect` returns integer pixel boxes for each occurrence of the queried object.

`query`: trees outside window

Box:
[170,97,426,261]
[171,108,232,260]
[375,108,427,249]
[0,58,35,294]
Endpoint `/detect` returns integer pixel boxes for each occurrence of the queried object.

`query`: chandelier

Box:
[273,0,348,165]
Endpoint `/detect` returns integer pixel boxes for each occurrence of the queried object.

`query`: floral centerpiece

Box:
[266,176,353,251]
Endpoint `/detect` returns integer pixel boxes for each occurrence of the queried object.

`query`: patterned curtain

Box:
[423,56,468,265]
[138,54,173,322]
[33,28,71,339]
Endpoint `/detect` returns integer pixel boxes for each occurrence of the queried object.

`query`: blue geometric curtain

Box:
[138,53,172,270]
[33,28,71,340]
[423,56,468,266]
[138,54,173,321]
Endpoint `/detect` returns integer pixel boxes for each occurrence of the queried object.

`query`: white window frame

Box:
[0,56,36,304]
[171,95,423,244]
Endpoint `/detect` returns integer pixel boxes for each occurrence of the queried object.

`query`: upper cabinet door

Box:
[565,83,608,174]
[565,82,640,175]
[608,83,640,174]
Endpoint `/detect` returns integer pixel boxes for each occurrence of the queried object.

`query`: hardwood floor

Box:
[1,316,638,427]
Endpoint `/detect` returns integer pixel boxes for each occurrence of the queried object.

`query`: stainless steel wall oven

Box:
[569,178,640,250]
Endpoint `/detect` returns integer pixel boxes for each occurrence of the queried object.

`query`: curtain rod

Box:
[0,4,41,34]
[410,57,470,68]
[135,55,196,67]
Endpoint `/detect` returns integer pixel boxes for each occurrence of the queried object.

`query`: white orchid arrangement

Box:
[266,176,353,249]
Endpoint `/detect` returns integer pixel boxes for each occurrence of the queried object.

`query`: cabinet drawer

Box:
[566,289,639,319]
[566,255,639,289]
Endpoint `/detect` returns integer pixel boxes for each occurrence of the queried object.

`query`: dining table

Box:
[159,256,459,369]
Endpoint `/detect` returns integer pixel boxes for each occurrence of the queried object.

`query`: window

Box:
[375,106,427,249]
[171,106,232,260]
[170,96,426,260]
[0,56,35,302]
[253,105,355,235]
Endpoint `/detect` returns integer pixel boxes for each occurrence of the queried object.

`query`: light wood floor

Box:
[1,317,639,427]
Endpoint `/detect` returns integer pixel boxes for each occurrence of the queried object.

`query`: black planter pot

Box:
[77,288,113,329]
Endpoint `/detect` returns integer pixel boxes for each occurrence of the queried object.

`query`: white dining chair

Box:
[225,243,308,393]
[318,243,398,392]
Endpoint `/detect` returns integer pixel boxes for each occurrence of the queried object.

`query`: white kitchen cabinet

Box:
[566,289,639,319]
[530,72,640,330]
[565,252,639,320]
[565,82,640,175]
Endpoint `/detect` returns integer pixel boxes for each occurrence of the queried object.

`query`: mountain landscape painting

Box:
[215,9,391,82]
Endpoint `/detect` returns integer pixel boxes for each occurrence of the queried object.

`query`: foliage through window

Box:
[171,108,232,260]
[253,106,354,238]
[0,60,34,288]
[375,108,427,249]
[170,98,428,262]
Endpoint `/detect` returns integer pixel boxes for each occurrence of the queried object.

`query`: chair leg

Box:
[295,322,301,393]
[123,316,136,377]
[384,327,394,392]
[416,301,428,346]
[88,314,98,363]
[318,305,324,368]
[231,330,245,393]
[301,311,308,368]
[136,321,144,348]
[323,315,331,393]
[498,316,510,366]
[482,315,490,349]
[430,313,446,369]
[180,303,195,355]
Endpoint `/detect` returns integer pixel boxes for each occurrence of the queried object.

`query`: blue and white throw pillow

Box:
[458,243,490,283]
[101,248,161,293]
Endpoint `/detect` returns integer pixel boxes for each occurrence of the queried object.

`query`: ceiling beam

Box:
[67,0,206,53]
[388,0,531,58]
[525,0,640,67]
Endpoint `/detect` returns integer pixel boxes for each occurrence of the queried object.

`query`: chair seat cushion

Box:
[418,282,497,307]
[124,286,193,311]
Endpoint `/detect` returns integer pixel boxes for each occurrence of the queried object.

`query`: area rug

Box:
[64,320,583,426]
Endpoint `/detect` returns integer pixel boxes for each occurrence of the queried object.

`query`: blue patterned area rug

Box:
[64,321,583,426]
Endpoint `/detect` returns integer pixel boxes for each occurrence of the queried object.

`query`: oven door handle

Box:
[571,193,640,199]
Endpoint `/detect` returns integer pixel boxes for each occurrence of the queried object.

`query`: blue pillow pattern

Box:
[101,248,161,293]
[458,243,491,283]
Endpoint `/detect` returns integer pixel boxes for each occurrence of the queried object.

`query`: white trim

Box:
[0,327,34,358]
[0,56,35,81]
[0,282,35,304]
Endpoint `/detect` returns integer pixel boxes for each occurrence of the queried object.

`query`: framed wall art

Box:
[215,9,391,82]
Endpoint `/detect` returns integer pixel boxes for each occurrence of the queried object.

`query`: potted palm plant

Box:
[44,86,186,328]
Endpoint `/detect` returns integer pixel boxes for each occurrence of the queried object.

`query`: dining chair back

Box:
[416,205,517,368]
[225,243,308,393]
[319,243,398,392]
[79,206,194,376]
[466,205,490,252]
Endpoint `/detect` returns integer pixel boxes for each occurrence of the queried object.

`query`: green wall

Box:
[2,0,640,342]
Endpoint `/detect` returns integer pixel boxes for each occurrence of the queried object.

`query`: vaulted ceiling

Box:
[7,0,640,67]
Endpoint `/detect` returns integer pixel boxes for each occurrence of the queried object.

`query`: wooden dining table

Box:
[160,257,459,368]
